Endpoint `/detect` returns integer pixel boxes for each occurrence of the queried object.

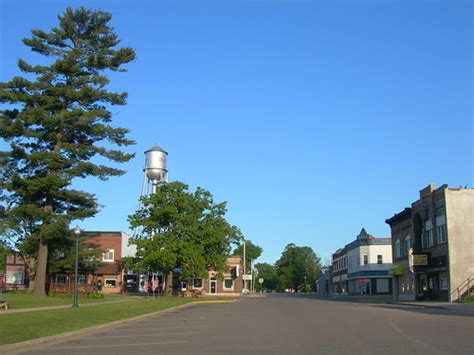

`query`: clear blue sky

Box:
[1,0,472,264]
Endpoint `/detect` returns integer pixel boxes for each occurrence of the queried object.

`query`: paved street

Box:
[22,295,474,355]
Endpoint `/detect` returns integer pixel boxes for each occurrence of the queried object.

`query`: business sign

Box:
[358,278,365,284]
[412,254,428,266]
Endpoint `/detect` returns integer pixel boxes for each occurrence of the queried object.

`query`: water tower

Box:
[140,144,168,196]
[134,144,168,239]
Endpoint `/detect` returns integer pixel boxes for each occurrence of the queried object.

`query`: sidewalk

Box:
[311,294,474,315]
[0,298,135,315]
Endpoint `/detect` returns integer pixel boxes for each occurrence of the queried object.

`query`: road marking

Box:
[48,340,188,350]
[83,331,200,339]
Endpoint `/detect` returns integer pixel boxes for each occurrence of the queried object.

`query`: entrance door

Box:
[210,279,217,294]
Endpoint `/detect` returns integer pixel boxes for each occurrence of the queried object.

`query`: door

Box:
[210,279,217,294]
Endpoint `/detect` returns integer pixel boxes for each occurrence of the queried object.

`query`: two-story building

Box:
[331,247,347,294]
[346,228,393,295]
[385,208,415,300]
[387,184,473,302]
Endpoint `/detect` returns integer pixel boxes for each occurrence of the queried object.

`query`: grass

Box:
[0,297,198,345]
[1,292,120,309]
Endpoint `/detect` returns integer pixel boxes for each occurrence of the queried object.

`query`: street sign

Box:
[258,278,264,284]
[243,274,252,280]
[358,278,365,284]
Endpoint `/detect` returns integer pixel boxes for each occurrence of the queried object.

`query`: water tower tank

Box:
[144,144,168,182]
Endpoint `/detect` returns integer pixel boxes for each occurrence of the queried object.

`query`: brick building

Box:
[179,256,244,297]
[387,184,474,302]
[331,247,347,294]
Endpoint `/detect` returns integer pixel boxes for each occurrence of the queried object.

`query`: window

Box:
[181,281,188,290]
[405,235,411,255]
[105,278,117,287]
[435,200,445,216]
[425,230,433,247]
[56,274,67,284]
[395,239,401,258]
[193,279,203,288]
[440,278,448,291]
[103,249,114,262]
[224,279,233,289]
[363,254,368,265]
[437,225,446,243]
[6,271,24,284]
[377,255,383,264]
[78,274,86,284]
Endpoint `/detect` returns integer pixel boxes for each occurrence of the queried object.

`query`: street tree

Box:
[128,182,242,293]
[0,7,135,296]
[254,262,278,292]
[233,240,263,273]
[276,243,321,292]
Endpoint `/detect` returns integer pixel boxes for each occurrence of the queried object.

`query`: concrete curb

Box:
[0,299,237,354]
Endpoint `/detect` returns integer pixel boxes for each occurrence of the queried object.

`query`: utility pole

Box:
[243,240,247,292]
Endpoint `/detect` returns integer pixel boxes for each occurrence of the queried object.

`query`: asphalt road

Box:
[22,295,474,355]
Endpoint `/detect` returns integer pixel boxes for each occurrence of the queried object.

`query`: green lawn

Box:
[1,292,121,309]
[0,297,198,345]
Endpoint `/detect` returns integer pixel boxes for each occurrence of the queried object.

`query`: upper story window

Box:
[363,254,368,265]
[103,249,115,262]
[425,230,434,247]
[395,239,401,258]
[424,205,432,221]
[434,200,445,216]
[437,225,447,244]
[377,254,383,264]
[405,235,412,255]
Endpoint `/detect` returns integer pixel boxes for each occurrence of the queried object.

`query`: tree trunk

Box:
[166,271,173,295]
[33,237,48,296]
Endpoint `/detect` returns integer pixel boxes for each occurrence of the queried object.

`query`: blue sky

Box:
[1,0,472,264]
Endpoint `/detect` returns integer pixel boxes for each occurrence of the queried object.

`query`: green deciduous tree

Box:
[233,240,263,273]
[254,262,278,292]
[128,182,242,293]
[276,243,321,292]
[0,7,135,296]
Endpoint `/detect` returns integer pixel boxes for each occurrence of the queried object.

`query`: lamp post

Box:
[72,225,81,308]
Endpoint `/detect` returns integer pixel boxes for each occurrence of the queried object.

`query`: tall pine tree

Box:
[0,7,136,296]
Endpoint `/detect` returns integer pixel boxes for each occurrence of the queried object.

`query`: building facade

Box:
[388,184,474,302]
[179,256,244,297]
[346,229,393,295]
[331,247,347,294]
[385,208,415,300]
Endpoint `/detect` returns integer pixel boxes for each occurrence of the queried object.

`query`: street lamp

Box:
[72,225,81,308]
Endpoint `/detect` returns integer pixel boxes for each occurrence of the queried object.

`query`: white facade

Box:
[121,232,137,258]
[346,229,393,295]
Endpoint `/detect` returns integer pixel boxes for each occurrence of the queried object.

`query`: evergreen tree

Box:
[0,7,135,296]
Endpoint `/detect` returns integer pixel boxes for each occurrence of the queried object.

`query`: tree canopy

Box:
[276,243,321,292]
[233,240,263,273]
[128,182,242,290]
[0,7,135,295]
[254,262,278,292]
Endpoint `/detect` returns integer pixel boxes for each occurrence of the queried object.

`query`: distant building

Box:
[3,254,28,291]
[331,247,347,294]
[179,256,244,297]
[385,208,415,301]
[386,184,474,302]
[346,229,393,295]
[316,267,331,296]
[49,231,136,295]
